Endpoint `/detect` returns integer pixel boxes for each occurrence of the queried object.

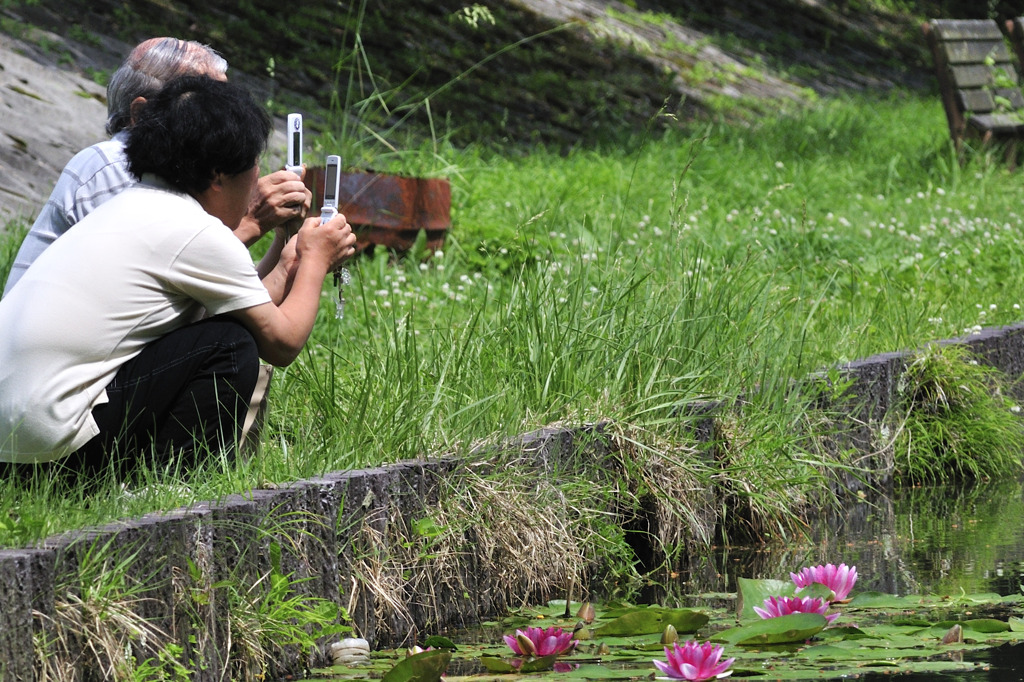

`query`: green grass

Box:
[3,90,1024,549]
[892,343,1024,485]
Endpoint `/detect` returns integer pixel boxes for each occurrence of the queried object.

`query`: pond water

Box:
[685,480,1024,680]
[311,480,1024,682]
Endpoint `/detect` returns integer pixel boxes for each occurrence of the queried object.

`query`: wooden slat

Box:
[941,39,1011,65]
[958,88,996,113]
[932,19,1004,41]
[949,63,1018,88]
[997,87,1024,109]
[967,112,1024,134]
[956,87,1024,114]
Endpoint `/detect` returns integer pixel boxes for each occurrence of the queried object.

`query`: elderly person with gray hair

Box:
[2,37,310,297]
[0,76,355,474]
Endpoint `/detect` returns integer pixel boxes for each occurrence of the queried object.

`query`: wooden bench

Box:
[923,18,1024,163]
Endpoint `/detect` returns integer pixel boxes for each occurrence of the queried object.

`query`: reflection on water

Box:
[661,479,1024,601]
[646,479,1024,682]
[312,482,1024,682]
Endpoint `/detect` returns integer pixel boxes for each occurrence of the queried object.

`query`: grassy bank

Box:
[3,90,1024,550]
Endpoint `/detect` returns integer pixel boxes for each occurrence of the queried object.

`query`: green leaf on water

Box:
[794,582,835,601]
[592,608,708,636]
[632,640,670,652]
[382,650,451,682]
[480,656,518,673]
[933,618,1010,633]
[424,635,458,650]
[715,613,827,645]
[736,577,796,619]
[478,655,559,674]
[519,655,559,673]
[565,663,649,679]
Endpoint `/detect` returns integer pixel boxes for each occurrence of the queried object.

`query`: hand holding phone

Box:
[319,155,350,319]
[320,155,341,224]
[286,113,303,176]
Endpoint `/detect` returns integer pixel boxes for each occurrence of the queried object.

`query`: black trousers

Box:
[68,316,261,478]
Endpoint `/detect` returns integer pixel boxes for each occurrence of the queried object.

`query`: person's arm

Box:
[233,168,312,247]
[229,213,355,366]
[257,230,298,305]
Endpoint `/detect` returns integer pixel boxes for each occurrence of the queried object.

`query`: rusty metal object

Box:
[304,168,451,255]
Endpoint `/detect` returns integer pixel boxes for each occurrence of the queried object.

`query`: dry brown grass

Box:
[345,421,727,639]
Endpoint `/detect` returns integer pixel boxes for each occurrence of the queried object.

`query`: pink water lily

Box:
[503,626,577,657]
[790,562,858,601]
[753,595,838,624]
[653,640,734,680]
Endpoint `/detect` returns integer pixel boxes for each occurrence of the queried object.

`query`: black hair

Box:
[125,75,271,196]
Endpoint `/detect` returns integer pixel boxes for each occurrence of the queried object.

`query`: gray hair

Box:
[105,37,229,135]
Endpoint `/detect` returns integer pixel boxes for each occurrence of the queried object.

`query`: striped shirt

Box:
[3,131,134,296]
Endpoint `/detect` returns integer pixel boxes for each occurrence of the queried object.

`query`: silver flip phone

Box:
[286,113,302,176]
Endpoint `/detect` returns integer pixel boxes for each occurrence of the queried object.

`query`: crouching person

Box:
[0,75,356,478]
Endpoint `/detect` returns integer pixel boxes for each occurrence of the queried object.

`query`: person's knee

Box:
[197,317,260,375]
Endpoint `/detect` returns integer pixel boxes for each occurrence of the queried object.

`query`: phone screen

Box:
[290,131,301,166]
[324,163,339,203]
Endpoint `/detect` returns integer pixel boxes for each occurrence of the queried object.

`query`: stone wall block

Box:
[0,549,54,682]
[959,324,1024,398]
[826,351,908,493]
[279,479,344,669]
[335,468,392,646]
[148,506,221,682]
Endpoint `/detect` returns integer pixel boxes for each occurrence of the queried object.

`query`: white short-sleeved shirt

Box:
[0,176,271,463]
[3,133,133,297]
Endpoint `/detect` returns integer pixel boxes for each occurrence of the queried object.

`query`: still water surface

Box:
[315,480,1024,681]
[674,479,1024,680]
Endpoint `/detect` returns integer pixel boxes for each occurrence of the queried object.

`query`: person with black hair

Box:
[2,37,310,298]
[0,76,356,474]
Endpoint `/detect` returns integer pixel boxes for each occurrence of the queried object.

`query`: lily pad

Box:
[933,618,1011,633]
[736,577,797,619]
[479,655,559,674]
[794,582,835,602]
[424,635,459,650]
[383,650,452,682]
[592,608,708,636]
[715,613,827,646]
[479,657,518,674]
